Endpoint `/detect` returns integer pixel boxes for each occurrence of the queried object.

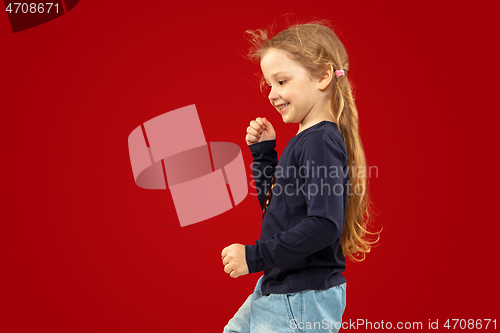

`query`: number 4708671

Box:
[444,319,496,330]
[5,3,59,14]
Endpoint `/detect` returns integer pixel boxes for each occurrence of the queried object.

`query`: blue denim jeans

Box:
[223,276,346,332]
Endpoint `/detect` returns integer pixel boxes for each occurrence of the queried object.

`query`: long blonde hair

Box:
[246,21,380,261]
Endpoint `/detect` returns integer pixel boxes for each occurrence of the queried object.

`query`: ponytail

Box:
[333,71,380,261]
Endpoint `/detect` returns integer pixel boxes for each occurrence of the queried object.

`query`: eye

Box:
[266,80,286,90]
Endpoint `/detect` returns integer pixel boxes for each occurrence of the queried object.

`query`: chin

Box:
[281,113,294,124]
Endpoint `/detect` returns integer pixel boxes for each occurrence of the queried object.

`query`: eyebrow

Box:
[264,71,288,82]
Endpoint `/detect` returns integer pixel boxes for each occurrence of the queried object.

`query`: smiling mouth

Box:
[276,103,290,113]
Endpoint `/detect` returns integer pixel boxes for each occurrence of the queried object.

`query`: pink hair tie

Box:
[335,69,345,78]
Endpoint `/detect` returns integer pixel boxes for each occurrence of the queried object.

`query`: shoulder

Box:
[298,122,345,152]
[297,122,347,165]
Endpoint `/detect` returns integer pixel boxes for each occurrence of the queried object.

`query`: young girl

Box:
[221,21,376,332]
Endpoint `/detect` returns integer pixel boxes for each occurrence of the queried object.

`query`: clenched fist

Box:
[245,117,276,146]
[221,244,249,278]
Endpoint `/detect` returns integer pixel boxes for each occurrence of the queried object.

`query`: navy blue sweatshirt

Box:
[245,120,349,295]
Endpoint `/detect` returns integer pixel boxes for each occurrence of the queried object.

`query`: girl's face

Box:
[260,48,330,127]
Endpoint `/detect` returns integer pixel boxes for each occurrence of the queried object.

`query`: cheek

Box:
[283,89,295,102]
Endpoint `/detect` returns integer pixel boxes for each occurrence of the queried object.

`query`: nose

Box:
[268,87,279,104]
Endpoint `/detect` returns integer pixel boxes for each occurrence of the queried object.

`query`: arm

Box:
[221,117,277,279]
[245,130,347,273]
[249,139,278,211]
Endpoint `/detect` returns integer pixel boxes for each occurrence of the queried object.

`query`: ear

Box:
[317,65,334,90]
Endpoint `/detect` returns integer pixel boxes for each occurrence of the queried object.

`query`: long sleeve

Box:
[248,139,278,211]
[246,130,347,273]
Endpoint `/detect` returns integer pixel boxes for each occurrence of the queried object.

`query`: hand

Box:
[245,117,276,146]
[221,244,249,278]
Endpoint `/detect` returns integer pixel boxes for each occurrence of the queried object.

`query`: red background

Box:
[2,1,498,332]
